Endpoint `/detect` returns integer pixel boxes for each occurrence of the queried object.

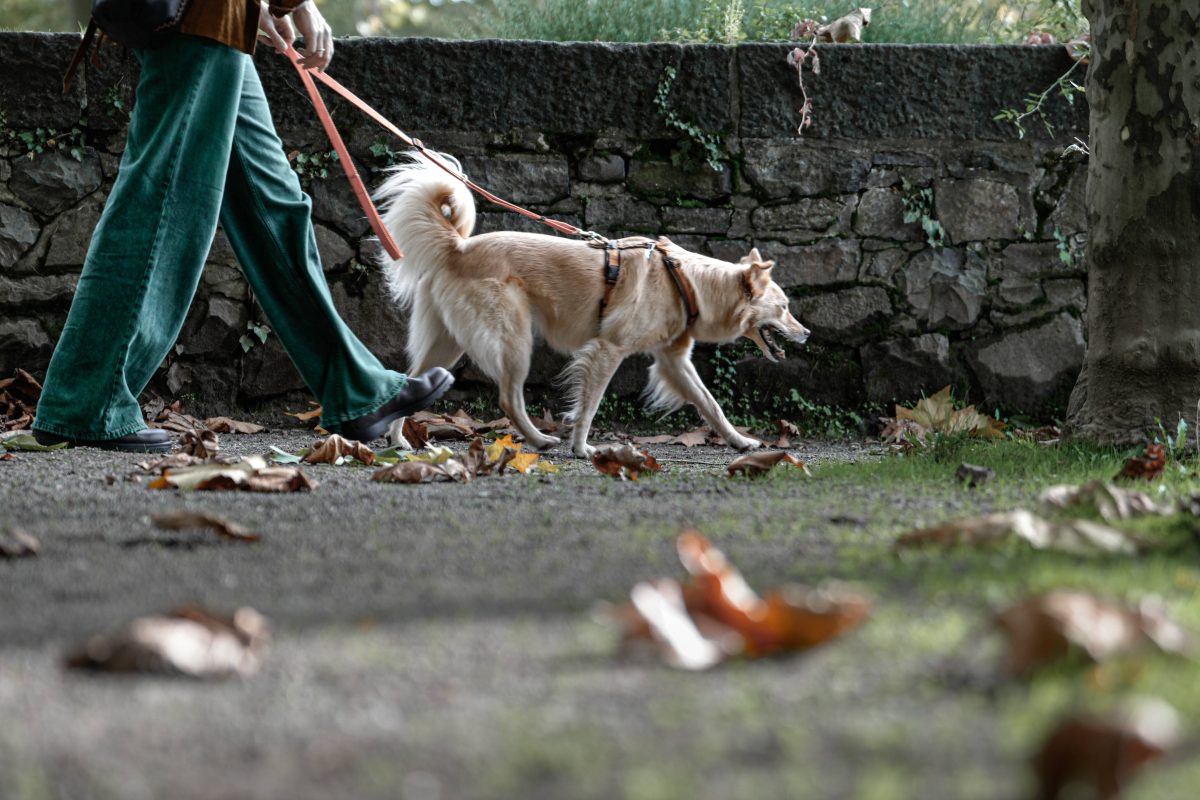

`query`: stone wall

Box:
[0,34,1089,419]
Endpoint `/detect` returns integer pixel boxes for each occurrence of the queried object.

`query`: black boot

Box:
[338,367,455,443]
[32,428,173,453]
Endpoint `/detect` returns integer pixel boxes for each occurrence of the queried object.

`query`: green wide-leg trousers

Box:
[34,35,405,439]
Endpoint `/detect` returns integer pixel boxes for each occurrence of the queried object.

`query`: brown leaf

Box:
[591,444,662,480]
[203,417,266,435]
[151,511,261,543]
[893,385,1006,440]
[149,456,317,493]
[995,591,1195,676]
[672,428,710,448]
[727,451,811,478]
[0,526,40,558]
[401,416,430,449]
[773,419,800,448]
[0,368,42,432]
[66,605,270,678]
[152,410,207,434]
[1116,444,1166,481]
[181,429,220,459]
[303,434,376,466]
[1033,699,1181,800]
[895,511,1142,556]
[675,531,869,658]
[371,460,454,484]
[632,434,674,446]
[284,402,324,428]
[136,453,207,472]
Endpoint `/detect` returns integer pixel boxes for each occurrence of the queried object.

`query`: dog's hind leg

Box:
[564,339,629,459]
[652,339,761,451]
[497,345,561,451]
[407,288,466,374]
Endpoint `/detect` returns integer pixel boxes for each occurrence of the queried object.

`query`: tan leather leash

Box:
[275,40,604,257]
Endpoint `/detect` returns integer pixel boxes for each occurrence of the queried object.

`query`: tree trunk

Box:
[1068,1,1200,443]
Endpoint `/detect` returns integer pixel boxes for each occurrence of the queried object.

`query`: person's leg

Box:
[217,64,411,432]
[34,37,247,441]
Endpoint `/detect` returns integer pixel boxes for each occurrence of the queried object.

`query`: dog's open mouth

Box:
[759,325,787,361]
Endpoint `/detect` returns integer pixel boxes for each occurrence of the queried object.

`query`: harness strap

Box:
[599,241,621,317]
[660,247,700,328]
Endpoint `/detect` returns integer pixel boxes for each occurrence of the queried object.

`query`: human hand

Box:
[291,1,334,71]
[257,1,294,52]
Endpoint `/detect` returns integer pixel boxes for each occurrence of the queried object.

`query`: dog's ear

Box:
[744,259,776,295]
[738,247,763,265]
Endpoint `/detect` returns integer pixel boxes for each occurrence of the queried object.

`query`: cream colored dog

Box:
[375,160,811,457]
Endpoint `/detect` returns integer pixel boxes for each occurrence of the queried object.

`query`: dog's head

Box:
[738,248,810,362]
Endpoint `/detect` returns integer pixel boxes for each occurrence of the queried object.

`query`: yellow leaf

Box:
[531,459,559,474]
[486,434,520,463]
[407,444,454,464]
[509,452,540,474]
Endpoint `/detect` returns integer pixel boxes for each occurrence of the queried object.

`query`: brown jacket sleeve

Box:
[180,0,308,54]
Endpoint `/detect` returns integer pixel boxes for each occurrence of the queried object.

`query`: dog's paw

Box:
[572,443,596,460]
[526,434,561,451]
[385,417,412,449]
[729,435,762,452]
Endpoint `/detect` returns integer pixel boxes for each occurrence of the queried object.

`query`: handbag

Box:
[63,0,192,93]
[91,0,193,49]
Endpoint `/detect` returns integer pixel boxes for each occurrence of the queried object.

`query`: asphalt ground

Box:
[0,430,1089,800]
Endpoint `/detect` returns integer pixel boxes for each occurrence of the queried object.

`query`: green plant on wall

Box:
[899,178,945,249]
[654,66,725,173]
[0,109,87,161]
[289,149,339,186]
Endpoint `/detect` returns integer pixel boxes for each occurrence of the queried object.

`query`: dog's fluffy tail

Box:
[373,155,476,309]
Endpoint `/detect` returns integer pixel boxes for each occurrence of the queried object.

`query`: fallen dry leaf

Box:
[628,579,734,671]
[673,428,710,448]
[66,605,270,678]
[676,531,869,657]
[372,460,457,484]
[181,429,220,459]
[151,410,207,434]
[0,368,41,432]
[1116,444,1167,482]
[772,419,801,448]
[284,402,324,430]
[303,434,376,466]
[592,444,663,480]
[149,456,317,493]
[204,416,266,435]
[151,511,261,543]
[609,532,870,668]
[136,452,207,472]
[631,434,674,446]
[891,385,1006,441]
[895,511,1142,556]
[995,591,1194,676]
[0,526,40,558]
[727,451,811,478]
[1033,698,1181,800]
[1039,480,1169,522]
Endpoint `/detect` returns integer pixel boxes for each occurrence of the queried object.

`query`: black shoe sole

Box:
[351,371,457,442]
[33,431,173,454]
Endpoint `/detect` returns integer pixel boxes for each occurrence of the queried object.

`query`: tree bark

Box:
[1068,1,1200,443]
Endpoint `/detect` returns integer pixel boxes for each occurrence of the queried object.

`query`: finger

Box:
[320,28,334,70]
[276,15,296,49]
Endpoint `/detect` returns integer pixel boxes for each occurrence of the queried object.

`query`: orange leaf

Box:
[727,451,810,478]
[1116,443,1166,481]
[303,434,376,466]
[591,444,662,480]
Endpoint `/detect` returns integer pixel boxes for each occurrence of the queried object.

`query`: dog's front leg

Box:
[654,348,761,451]
[566,340,629,459]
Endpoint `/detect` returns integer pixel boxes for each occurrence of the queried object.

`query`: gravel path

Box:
[1,431,1022,800]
